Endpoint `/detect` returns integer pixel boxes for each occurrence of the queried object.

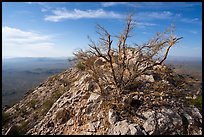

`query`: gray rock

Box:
[87,93,100,104]
[183,112,193,125]
[129,124,137,135]
[142,110,155,119]
[191,107,202,120]
[88,121,100,132]
[133,95,139,100]
[67,119,74,126]
[137,75,155,83]
[108,120,130,135]
[143,108,183,135]
[108,109,118,125]
[143,115,156,135]
[88,122,96,132]
[108,120,146,135]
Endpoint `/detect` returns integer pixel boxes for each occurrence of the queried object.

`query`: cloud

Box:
[180,17,201,24]
[25,2,47,5]
[189,30,198,34]
[2,26,62,57]
[135,21,157,27]
[44,8,123,22]
[3,26,52,45]
[25,2,52,13]
[136,11,173,21]
[101,2,201,9]
[25,2,48,5]
[101,2,129,7]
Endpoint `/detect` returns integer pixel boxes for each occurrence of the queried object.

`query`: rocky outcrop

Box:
[108,120,147,135]
[2,62,202,135]
[136,75,155,83]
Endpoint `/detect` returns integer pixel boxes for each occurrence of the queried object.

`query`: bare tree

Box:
[74,14,183,97]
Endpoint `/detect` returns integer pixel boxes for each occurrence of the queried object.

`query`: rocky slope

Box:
[2,62,202,135]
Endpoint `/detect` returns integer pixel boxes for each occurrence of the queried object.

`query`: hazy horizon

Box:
[2,55,202,60]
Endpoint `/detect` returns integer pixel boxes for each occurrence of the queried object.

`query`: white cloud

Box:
[25,2,47,5]
[41,8,48,12]
[3,26,52,45]
[180,17,201,24]
[189,30,198,34]
[101,2,201,9]
[136,11,173,21]
[101,2,128,7]
[135,22,156,27]
[2,26,63,57]
[44,8,123,22]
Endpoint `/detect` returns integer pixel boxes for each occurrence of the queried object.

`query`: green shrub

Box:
[76,61,85,71]
[2,111,10,125]
[52,91,63,100]
[191,96,202,111]
[40,99,54,115]
[27,99,37,108]
[6,120,30,135]
[16,120,30,135]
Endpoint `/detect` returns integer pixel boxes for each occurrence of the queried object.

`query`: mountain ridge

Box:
[2,61,202,135]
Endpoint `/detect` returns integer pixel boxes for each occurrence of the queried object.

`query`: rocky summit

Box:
[2,62,202,135]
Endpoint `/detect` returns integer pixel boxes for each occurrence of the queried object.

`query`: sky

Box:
[2,2,202,58]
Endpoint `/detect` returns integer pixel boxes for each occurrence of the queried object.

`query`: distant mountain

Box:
[2,57,75,107]
[166,55,202,62]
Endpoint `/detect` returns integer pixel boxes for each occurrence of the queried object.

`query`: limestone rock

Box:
[87,93,100,104]
[108,120,146,135]
[137,75,155,83]
[108,109,118,125]
[143,108,183,135]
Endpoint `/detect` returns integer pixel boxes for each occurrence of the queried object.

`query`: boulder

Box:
[182,106,202,134]
[143,108,182,135]
[108,120,146,135]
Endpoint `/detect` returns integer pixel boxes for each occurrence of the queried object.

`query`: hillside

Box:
[2,59,202,135]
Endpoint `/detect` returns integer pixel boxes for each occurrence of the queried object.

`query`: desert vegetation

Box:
[74,14,183,107]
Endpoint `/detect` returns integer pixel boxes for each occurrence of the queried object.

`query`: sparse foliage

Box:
[74,14,183,98]
[76,61,86,71]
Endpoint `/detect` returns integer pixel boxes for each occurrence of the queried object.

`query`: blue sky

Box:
[2,2,202,58]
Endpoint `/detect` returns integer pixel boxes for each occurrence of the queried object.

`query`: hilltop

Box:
[2,59,202,135]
